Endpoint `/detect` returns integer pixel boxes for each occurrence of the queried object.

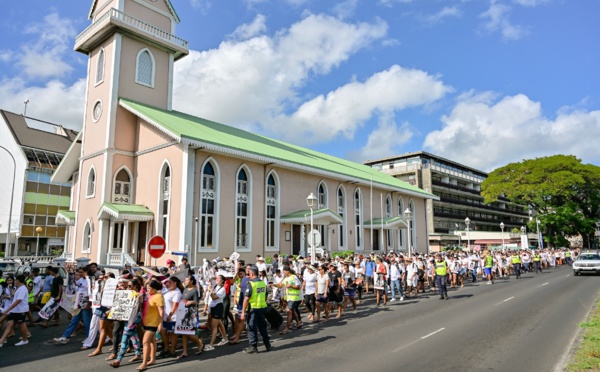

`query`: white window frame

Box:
[198,159,219,253]
[82,220,92,254]
[95,48,105,86]
[354,188,362,250]
[135,48,155,88]
[235,165,252,253]
[157,161,171,244]
[337,185,346,250]
[386,194,393,249]
[409,199,415,251]
[317,181,328,246]
[86,166,96,198]
[398,197,405,250]
[112,166,133,204]
[265,171,279,252]
[111,221,125,251]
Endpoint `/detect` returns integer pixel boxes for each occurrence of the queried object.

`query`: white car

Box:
[573,253,600,276]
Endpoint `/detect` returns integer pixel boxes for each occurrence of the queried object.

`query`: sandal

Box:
[129,356,141,363]
[280,328,289,335]
[108,361,120,368]
[176,354,187,359]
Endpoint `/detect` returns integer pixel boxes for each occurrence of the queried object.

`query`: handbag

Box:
[41,292,51,304]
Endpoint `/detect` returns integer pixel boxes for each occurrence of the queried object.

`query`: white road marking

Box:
[421,328,445,339]
[495,296,515,306]
[538,282,549,287]
[565,274,570,277]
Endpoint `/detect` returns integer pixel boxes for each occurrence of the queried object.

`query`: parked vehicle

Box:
[573,253,600,276]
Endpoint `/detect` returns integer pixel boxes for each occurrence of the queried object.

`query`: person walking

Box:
[389,256,404,302]
[511,251,522,279]
[0,274,31,347]
[434,255,449,300]
[177,275,204,359]
[240,266,272,354]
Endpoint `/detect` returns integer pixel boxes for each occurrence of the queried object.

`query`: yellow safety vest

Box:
[485,255,493,268]
[511,255,521,264]
[248,280,267,310]
[435,261,447,276]
[533,255,541,262]
[565,252,571,257]
[284,275,300,301]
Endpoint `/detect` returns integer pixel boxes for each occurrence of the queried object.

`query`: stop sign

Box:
[148,235,166,259]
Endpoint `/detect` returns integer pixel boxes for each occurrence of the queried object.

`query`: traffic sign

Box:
[148,235,166,259]
[308,229,321,248]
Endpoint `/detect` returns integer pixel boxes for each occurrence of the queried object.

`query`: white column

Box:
[97,219,110,264]
[108,221,115,253]
[132,222,139,256]
[122,222,130,261]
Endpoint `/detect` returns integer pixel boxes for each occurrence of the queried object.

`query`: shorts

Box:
[210,303,224,319]
[344,288,356,298]
[287,300,301,310]
[143,326,158,332]
[94,306,109,320]
[484,268,492,276]
[316,294,328,303]
[328,289,343,304]
[365,275,373,285]
[409,276,418,287]
[7,313,27,323]
[162,321,176,332]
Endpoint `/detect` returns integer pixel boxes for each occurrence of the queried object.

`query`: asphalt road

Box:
[2,265,598,372]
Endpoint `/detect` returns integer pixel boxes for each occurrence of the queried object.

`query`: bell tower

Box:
[73,0,188,263]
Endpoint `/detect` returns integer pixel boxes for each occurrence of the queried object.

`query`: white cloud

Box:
[420,6,462,25]
[423,93,600,171]
[479,1,527,41]
[333,0,359,19]
[189,0,212,13]
[347,113,413,162]
[17,13,77,79]
[230,14,267,40]
[513,0,547,6]
[0,77,86,130]
[173,14,389,132]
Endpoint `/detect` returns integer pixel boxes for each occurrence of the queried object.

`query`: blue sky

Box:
[0,0,599,171]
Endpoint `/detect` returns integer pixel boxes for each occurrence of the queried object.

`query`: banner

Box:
[60,292,83,315]
[108,290,139,322]
[175,300,198,335]
[101,278,119,307]
[39,298,60,320]
[374,273,385,290]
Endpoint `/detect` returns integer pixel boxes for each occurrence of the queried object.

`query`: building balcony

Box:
[106,251,137,266]
[436,197,529,216]
[75,8,189,60]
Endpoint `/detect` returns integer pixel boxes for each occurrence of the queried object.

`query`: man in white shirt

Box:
[389,256,404,302]
[0,274,30,346]
[256,257,267,274]
[405,258,419,298]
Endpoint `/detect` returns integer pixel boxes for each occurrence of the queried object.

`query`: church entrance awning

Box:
[56,210,76,226]
[364,216,408,229]
[98,203,154,221]
[280,208,343,225]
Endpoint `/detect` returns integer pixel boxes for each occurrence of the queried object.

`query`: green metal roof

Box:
[119,98,437,199]
[280,208,343,225]
[364,216,407,229]
[98,203,154,221]
[56,210,76,226]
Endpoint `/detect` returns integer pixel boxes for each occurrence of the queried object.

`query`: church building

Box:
[52,0,437,266]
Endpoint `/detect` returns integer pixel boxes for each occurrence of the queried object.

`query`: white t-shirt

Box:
[256,262,267,273]
[303,272,317,295]
[33,276,42,295]
[11,285,29,314]
[208,285,226,308]
[406,262,418,279]
[390,262,403,281]
[164,289,182,321]
[316,273,328,295]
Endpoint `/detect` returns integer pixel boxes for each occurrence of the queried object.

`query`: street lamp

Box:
[306,192,317,263]
[0,146,16,258]
[536,218,543,249]
[35,226,43,256]
[500,222,505,251]
[404,208,412,255]
[465,217,471,252]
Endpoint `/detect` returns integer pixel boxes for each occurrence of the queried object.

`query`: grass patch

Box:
[568,299,600,371]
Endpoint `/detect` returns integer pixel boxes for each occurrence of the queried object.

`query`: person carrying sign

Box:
[108,279,143,368]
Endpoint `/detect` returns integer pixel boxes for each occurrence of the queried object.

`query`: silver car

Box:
[573,253,600,276]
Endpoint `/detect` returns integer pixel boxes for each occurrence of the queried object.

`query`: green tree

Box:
[482,155,600,248]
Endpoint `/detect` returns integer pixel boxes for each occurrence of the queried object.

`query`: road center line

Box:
[421,328,445,339]
[565,274,570,277]
[538,282,549,287]
[496,296,515,306]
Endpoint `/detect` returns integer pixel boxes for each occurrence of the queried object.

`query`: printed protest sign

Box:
[60,292,83,315]
[374,273,385,291]
[39,298,59,320]
[101,278,119,307]
[175,300,197,335]
[108,290,138,322]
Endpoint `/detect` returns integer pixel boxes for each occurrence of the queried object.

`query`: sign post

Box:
[148,235,167,266]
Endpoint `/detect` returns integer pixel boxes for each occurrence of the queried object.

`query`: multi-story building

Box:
[0,110,78,257]
[365,151,530,252]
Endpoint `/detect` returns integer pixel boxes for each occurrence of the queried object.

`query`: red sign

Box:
[148,236,166,259]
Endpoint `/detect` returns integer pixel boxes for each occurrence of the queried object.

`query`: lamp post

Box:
[596,221,600,249]
[306,192,317,263]
[404,208,412,255]
[0,146,16,258]
[500,222,505,252]
[536,218,542,249]
[35,226,43,256]
[465,217,471,252]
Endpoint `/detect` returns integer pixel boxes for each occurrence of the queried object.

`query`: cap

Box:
[257,257,264,261]
[166,259,174,265]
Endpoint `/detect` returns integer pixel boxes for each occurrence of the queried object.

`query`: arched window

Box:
[199,161,218,251]
[408,199,415,251]
[354,189,362,249]
[337,186,345,250]
[317,182,328,246]
[265,173,278,251]
[113,168,131,204]
[95,48,105,85]
[135,48,155,87]
[158,164,171,240]
[386,195,393,250]
[82,221,91,253]
[87,167,96,198]
[398,197,405,250]
[235,167,251,251]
